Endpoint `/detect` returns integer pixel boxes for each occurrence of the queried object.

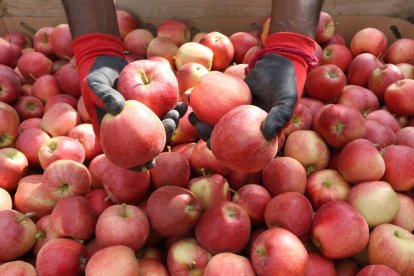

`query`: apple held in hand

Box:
[100,100,166,169]
[117,60,179,118]
[210,105,277,173]
[190,71,252,127]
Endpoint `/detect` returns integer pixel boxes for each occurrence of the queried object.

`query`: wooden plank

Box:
[1,0,413,20]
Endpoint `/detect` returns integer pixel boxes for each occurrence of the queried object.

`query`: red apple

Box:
[0,67,21,103]
[3,31,32,49]
[33,26,56,59]
[385,38,414,64]
[18,117,41,132]
[264,191,313,240]
[41,102,80,137]
[299,97,324,118]
[0,260,37,276]
[175,62,209,94]
[157,19,191,47]
[99,100,166,168]
[36,238,86,276]
[166,238,212,275]
[315,104,366,148]
[175,42,214,70]
[283,130,330,175]
[283,101,313,135]
[337,85,380,116]
[137,259,169,275]
[188,173,231,211]
[32,215,57,255]
[172,142,197,163]
[203,252,255,276]
[311,201,370,259]
[14,174,56,220]
[123,28,154,57]
[50,24,73,60]
[306,169,351,209]
[0,102,20,148]
[306,252,336,276]
[43,93,78,112]
[365,109,401,133]
[31,74,62,103]
[68,123,102,162]
[384,79,414,116]
[322,32,346,47]
[101,156,150,204]
[54,62,81,98]
[77,96,90,123]
[195,201,251,254]
[85,189,113,217]
[350,27,387,57]
[337,138,385,183]
[42,159,91,200]
[396,126,414,149]
[322,44,353,73]
[243,45,262,64]
[381,144,414,191]
[356,264,401,276]
[224,63,248,80]
[368,223,414,275]
[315,11,335,44]
[116,9,138,39]
[232,184,272,226]
[85,245,140,275]
[17,51,53,82]
[230,31,260,64]
[38,136,85,170]
[0,37,22,68]
[146,186,201,238]
[347,53,383,87]
[391,193,414,232]
[149,151,191,189]
[169,106,198,145]
[190,140,231,176]
[364,119,396,149]
[200,31,235,71]
[146,36,178,66]
[49,195,96,241]
[262,156,307,196]
[210,105,278,173]
[95,204,150,251]
[368,63,404,100]
[13,96,44,120]
[250,227,308,276]
[88,154,107,189]
[305,64,346,102]
[117,60,178,118]
[0,210,37,262]
[226,169,262,191]
[0,147,28,192]
[346,181,400,228]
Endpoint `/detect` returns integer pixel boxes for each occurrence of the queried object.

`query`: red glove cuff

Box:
[72,33,126,136]
[247,32,318,97]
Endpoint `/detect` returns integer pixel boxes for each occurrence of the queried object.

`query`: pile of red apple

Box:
[0,8,414,276]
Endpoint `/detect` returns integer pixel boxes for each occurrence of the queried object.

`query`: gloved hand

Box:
[245,32,318,140]
[72,33,187,171]
[189,32,318,144]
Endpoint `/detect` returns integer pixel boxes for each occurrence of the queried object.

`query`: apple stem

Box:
[188,260,197,270]
[121,203,128,217]
[104,192,112,203]
[19,212,36,222]
[138,68,150,85]
[228,187,239,197]
[20,21,37,34]
[167,146,172,152]
[35,230,46,240]
[29,73,37,82]
[74,238,85,244]
[306,165,315,175]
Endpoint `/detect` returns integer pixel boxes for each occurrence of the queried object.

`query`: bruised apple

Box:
[100,100,166,168]
[211,105,278,173]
